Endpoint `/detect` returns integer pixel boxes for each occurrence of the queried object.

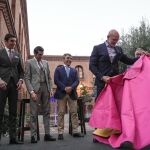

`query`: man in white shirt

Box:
[0,33,24,145]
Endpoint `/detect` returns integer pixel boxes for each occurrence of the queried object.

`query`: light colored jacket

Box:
[24,58,52,93]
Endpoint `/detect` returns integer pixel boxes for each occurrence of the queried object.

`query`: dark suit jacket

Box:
[89,43,138,93]
[54,65,79,100]
[0,48,24,84]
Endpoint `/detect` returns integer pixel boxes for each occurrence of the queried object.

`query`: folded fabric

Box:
[89,55,150,150]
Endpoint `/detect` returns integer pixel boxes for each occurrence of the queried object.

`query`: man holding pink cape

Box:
[89,55,150,149]
[89,29,149,149]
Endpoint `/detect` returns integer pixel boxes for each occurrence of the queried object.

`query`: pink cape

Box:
[89,55,150,150]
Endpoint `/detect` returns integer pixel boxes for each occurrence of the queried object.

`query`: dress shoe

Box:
[141,144,150,150]
[72,133,84,137]
[58,134,64,140]
[119,141,134,149]
[9,139,23,144]
[31,136,37,143]
[93,138,99,143]
[44,134,56,141]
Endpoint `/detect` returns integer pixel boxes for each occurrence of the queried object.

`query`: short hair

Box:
[34,46,44,54]
[136,47,144,51]
[107,29,119,38]
[4,33,16,41]
[63,53,72,59]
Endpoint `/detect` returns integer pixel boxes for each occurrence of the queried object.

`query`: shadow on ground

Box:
[0,131,117,150]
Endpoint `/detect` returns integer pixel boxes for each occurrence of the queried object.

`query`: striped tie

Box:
[8,49,13,62]
[38,61,44,71]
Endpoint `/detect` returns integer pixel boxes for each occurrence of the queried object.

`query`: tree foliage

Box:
[118,18,150,72]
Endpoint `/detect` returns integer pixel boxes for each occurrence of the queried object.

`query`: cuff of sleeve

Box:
[19,79,23,84]
[30,91,34,94]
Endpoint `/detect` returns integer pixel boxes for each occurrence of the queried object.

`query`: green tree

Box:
[118,18,150,72]
[80,84,92,102]
[119,18,150,54]
[80,84,88,97]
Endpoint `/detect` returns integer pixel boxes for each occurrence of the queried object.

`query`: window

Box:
[75,65,84,79]
[18,14,21,43]
[11,0,16,20]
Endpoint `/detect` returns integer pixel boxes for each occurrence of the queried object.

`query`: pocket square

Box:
[14,56,19,59]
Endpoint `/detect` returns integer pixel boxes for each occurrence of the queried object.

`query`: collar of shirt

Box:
[63,64,70,68]
[63,64,71,71]
[105,41,112,48]
[105,41,116,52]
[34,57,43,68]
[105,41,116,63]
[5,47,14,55]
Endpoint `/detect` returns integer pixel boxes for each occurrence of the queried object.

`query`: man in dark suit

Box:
[0,33,24,144]
[89,29,147,98]
[89,29,149,145]
[54,53,83,140]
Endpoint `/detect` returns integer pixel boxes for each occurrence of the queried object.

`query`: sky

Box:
[26,0,150,56]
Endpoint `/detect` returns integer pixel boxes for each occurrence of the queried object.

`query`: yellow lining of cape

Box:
[93,128,121,138]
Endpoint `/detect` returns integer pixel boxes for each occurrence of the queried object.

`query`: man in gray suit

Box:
[24,46,56,143]
[0,33,24,144]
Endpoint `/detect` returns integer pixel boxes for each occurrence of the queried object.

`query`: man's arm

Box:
[17,53,24,80]
[120,53,138,65]
[24,60,34,93]
[54,67,66,91]
[46,61,54,97]
[120,48,150,65]
[0,78,7,90]
[89,46,103,80]
[46,61,51,91]
[70,69,79,90]
[16,53,24,90]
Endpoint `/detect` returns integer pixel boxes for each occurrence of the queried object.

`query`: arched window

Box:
[75,65,84,79]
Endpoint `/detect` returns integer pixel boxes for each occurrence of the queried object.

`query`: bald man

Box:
[89,29,146,98]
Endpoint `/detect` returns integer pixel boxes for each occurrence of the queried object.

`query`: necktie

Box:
[38,61,44,71]
[8,49,13,62]
[65,66,70,77]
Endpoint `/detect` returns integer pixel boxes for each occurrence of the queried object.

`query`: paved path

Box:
[0,114,118,150]
[0,131,117,150]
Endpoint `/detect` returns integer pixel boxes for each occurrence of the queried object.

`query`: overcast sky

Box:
[27,0,150,56]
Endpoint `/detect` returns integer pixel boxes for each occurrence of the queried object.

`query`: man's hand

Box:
[16,80,23,90]
[49,89,54,97]
[101,76,111,83]
[65,86,72,94]
[31,91,38,101]
[0,79,7,90]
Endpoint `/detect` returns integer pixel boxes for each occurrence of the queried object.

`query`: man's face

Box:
[5,37,16,49]
[107,34,119,47]
[35,51,43,61]
[64,55,72,66]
